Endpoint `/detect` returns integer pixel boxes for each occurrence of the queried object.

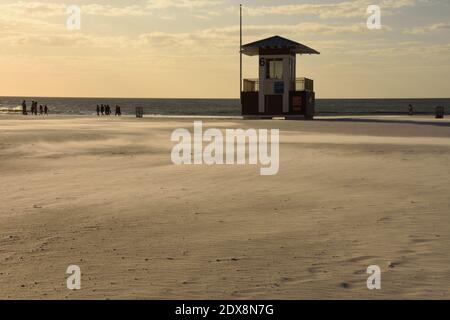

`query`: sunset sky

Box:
[0,0,449,98]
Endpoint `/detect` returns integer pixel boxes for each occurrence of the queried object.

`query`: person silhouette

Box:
[39,105,43,115]
[96,105,100,116]
[101,105,105,115]
[22,100,27,115]
[44,105,48,115]
[408,104,414,116]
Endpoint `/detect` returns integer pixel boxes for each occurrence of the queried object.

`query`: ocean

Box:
[0,97,449,116]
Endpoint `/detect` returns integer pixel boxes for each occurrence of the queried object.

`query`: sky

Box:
[0,0,449,98]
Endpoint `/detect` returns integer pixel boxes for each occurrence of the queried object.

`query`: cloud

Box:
[82,4,151,17]
[235,23,376,36]
[243,0,417,19]
[0,1,152,18]
[0,1,223,21]
[0,1,66,18]
[8,33,131,48]
[404,22,450,34]
[146,0,221,9]
[1,2,144,18]
[145,0,222,20]
[1,18,379,52]
[136,22,376,55]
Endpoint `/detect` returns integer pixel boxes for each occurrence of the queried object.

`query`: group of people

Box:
[97,104,121,116]
[21,100,48,115]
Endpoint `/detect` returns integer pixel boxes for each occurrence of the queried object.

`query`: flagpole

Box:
[240,4,243,105]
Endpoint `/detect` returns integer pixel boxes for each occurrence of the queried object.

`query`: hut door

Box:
[265,95,283,115]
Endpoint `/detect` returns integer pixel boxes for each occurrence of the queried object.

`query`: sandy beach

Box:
[0,115,449,299]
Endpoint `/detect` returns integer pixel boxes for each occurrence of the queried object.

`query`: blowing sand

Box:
[0,115,449,299]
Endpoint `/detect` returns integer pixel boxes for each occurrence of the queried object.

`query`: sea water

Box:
[1,97,449,116]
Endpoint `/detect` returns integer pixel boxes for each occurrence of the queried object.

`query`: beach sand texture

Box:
[0,115,449,299]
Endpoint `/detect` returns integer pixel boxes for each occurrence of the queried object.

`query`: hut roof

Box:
[241,35,320,56]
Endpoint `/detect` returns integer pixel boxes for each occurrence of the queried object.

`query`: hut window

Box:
[266,59,283,80]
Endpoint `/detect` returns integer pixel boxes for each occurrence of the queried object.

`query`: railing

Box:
[243,79,259,92]
[293,78,314,92]
[242,78,313,92]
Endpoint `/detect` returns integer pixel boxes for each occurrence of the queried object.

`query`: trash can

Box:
[304,91,315,120]
[436,106,445,119]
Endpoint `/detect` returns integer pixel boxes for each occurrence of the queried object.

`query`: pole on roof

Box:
[240,4,243,106]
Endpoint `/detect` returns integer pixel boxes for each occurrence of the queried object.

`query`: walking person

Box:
[21,100,27,115]
[39,105,43,115]
[101,105,105,115]
[96,105,100,116]
[408,104,414,116]
[34,101,38,115]
[44,105,48,115]
[115,105,121,116]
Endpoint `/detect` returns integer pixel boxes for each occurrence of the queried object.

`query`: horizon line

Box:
[1,95,450,100]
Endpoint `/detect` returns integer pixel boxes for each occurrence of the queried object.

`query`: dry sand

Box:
[0,115,449,299]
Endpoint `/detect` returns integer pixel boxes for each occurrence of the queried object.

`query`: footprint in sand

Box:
[388,261,401,269]
[345,255,378,263]
[307,266,323,274]
[410,238,433,244]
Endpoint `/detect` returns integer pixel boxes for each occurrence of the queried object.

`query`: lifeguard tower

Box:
[240,36,320,119]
